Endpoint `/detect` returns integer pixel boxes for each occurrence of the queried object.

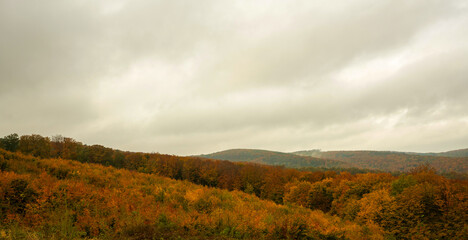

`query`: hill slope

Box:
[0,149,372,239]
[414,148,468,158]
[199,149,352,169]
[1,134,467,239]
[292,150,468,173]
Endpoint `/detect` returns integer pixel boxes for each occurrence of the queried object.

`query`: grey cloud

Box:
[195,0,459,93]
[1,0,467,155]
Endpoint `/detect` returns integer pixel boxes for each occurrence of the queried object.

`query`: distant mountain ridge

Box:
[293,148,468,158]
[198,149,352,169]
[199,148,468,174]
[408,148,468,158]
[292,149,468,173]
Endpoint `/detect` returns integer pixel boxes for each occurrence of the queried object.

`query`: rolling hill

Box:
[198,149,352,169]
[292,150,468,173]
[0,148,373,240]
[412,148,468,158]
[1,134,467,239]
[199,148,467,174]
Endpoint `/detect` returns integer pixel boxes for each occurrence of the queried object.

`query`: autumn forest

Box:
[3,0,468,239]
[0,133,466,239]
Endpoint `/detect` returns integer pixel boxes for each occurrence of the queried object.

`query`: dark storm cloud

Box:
[1,0,467,155]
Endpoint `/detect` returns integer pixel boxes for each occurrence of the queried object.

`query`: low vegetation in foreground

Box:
[0,149,376,239]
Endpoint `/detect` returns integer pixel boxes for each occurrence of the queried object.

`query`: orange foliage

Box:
[0,134,466,239]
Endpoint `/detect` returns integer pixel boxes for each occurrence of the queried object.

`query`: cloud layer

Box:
[1,0,468,155]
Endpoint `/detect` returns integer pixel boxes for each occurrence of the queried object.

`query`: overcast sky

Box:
[1,0,468,155]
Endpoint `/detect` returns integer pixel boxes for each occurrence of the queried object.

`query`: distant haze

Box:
[1,0,468,155]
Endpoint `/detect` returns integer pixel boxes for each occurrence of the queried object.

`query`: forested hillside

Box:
[199,149,351,169]
[1,149,374,239]
[0,134,467,239]
[413,148,468,158]
[292,150,468,174]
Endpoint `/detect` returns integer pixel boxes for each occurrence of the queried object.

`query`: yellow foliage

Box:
[185,188,204,203]
[357,189,393,224]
